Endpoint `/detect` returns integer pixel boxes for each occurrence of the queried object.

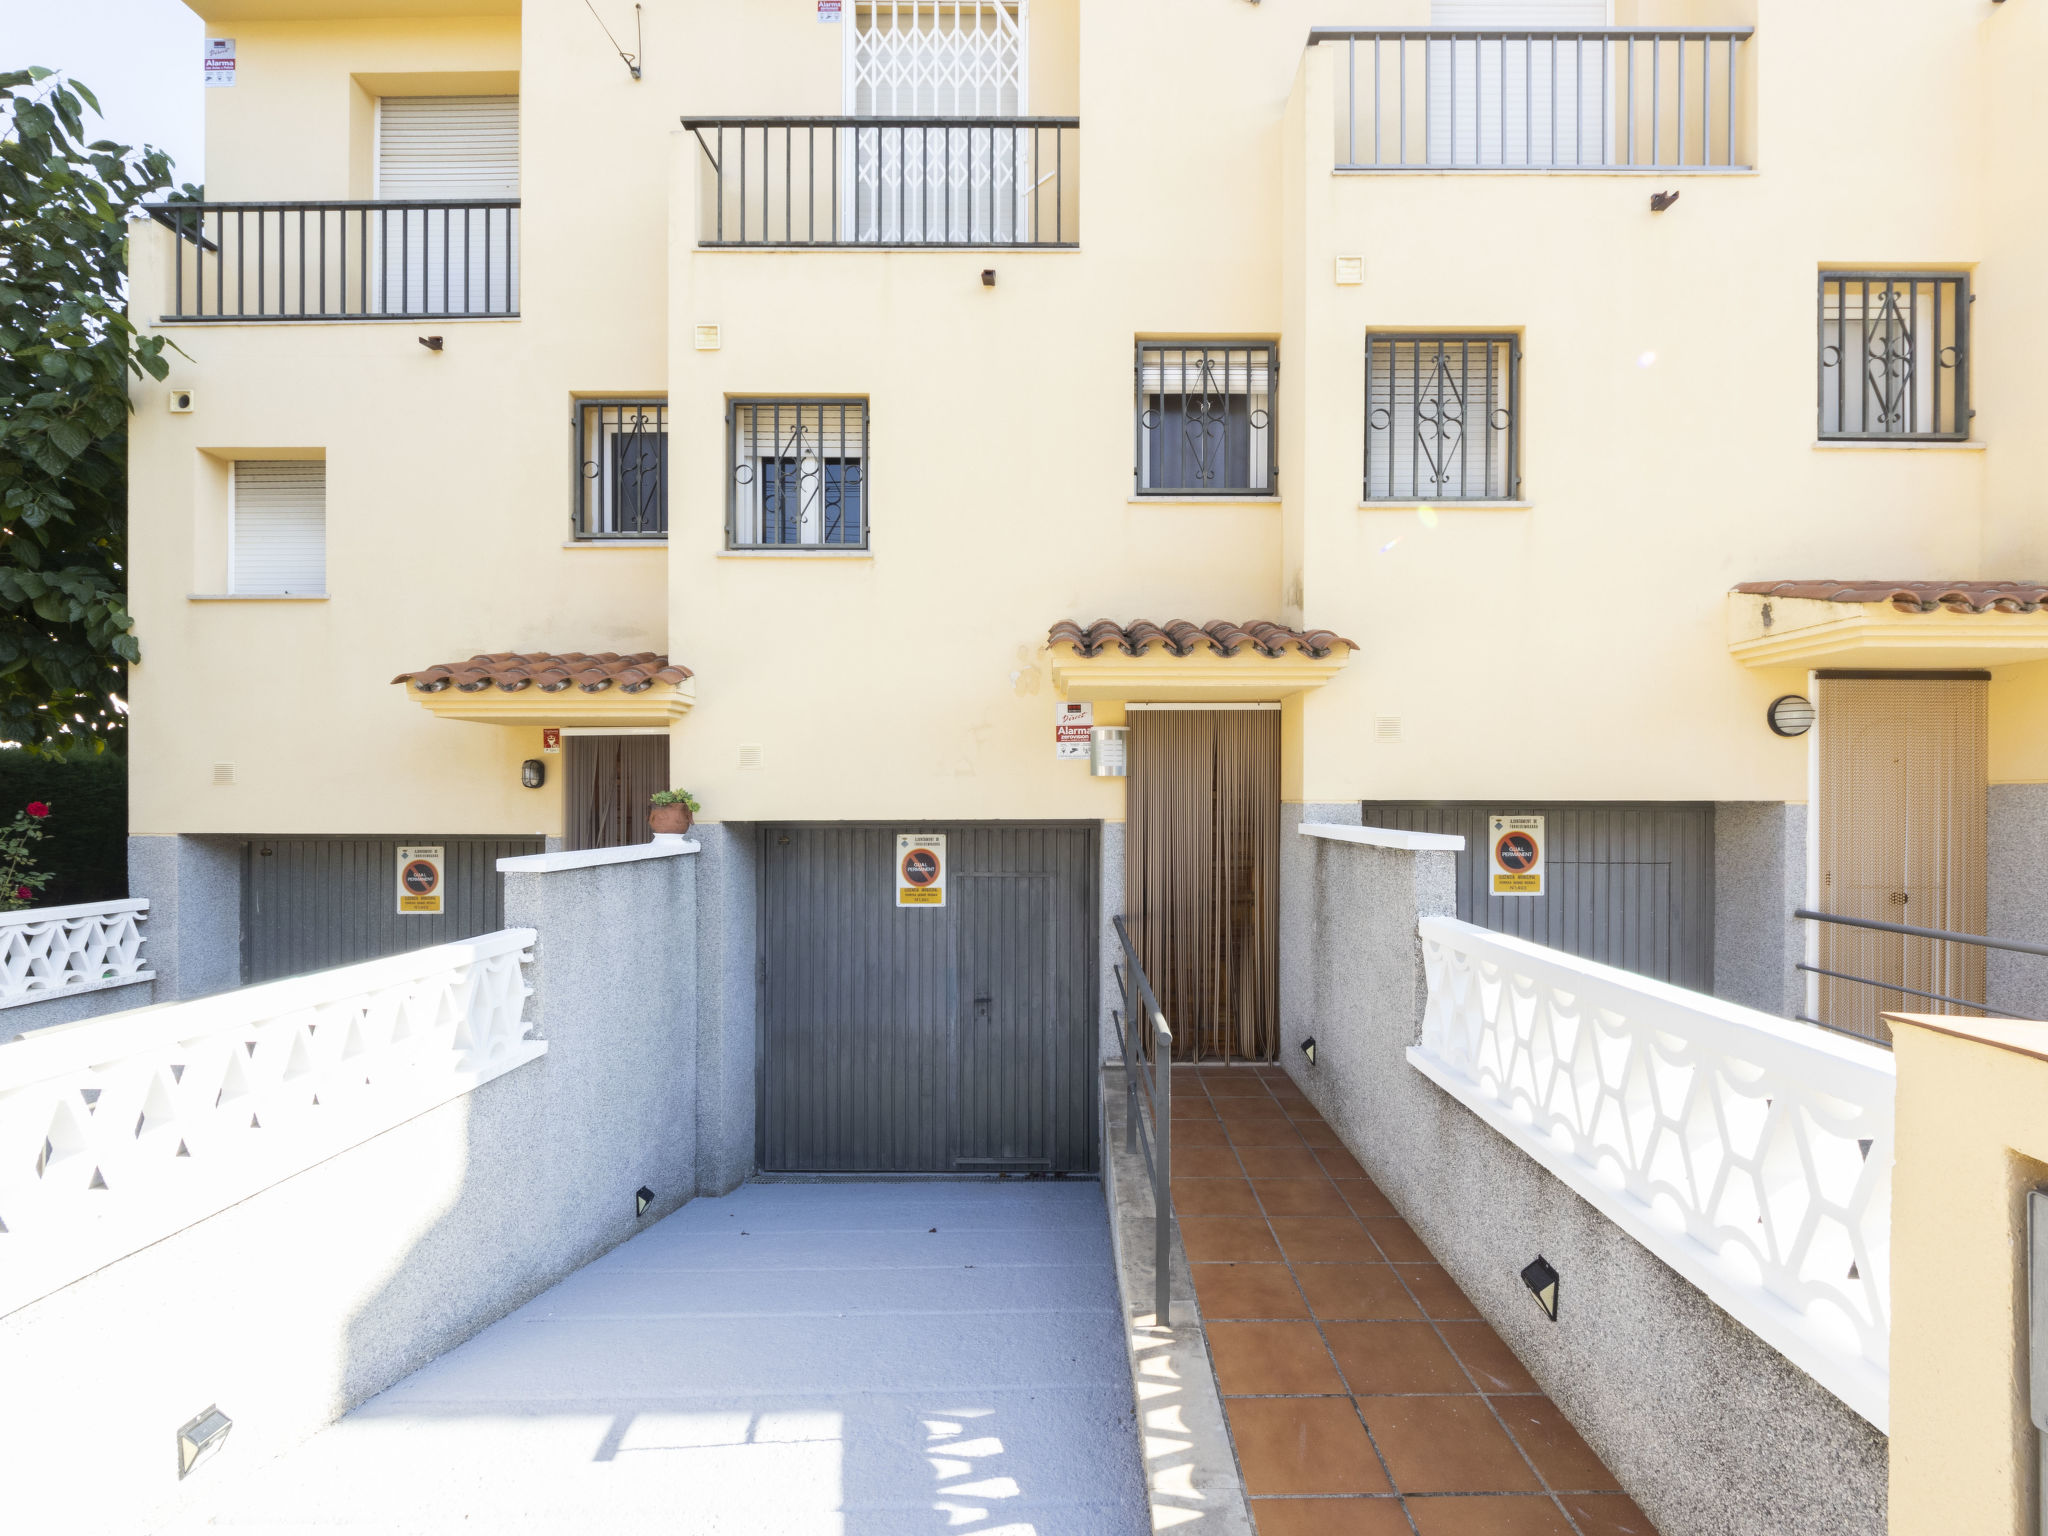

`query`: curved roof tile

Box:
[1048,620,1359,660]
[393,652,693,693]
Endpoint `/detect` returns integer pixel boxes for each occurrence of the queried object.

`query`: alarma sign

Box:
[1489,815,1545,897]
[895,833,946,908]
[396,845,445,915]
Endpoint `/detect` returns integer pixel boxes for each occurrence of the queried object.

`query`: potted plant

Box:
[648,788,700,836]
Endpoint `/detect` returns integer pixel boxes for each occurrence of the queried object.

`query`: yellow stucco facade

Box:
[126,0,2048,839]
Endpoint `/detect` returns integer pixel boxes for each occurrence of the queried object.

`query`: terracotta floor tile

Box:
[1175,1119,1232,1147]
[1181,1216,1283,1263]
[1436,1322,1540,1395]
[1361,1218,1434,1263]
[1172,1098,1220,1119]
[1208,1320,1347,1395]
[1230,1121,1311,1147]
[1176,1144,1250,1178]
[1494,1399,1622,1493]
[1237,1145,1330,1179]
[1285,1103,1327,1124]
[1339,1181,1401,1220]
[1295,1264,1424,1321]
[1317,1148,1370,1180]
[1256,1179,1357,1218]
[1297,1122,1346,1149]
[1205,1074,1276,1097]
[1255,1065,1295,1082]
[1267,1081,1311,1102]
[1219,1104,1296,1127]
[1405,1494,1576,1535]
[1323,1321,1477,1395]
[1251,1497,1415,1535]
[1272,1217,1379,1264]
[1356,1396,1543,1494]
[1192,1262,1310,1320]
[1173,1177,1264,1216]
[1395,1265,1483,1320]
[1557,1492,1659,1535]
[1224,1396,1391,1496]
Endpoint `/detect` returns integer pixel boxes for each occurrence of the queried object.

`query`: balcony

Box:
[1315,25,1754,173]
[144,199,520,321]
[680,117,1079,248]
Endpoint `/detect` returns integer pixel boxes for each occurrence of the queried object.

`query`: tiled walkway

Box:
[1174,1064,1657,1536]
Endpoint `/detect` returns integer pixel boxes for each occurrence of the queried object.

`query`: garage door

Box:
[1360,802,1715,990]
[758,824,1098,1174]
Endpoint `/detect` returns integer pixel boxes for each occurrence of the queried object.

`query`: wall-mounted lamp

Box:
[636,1185,655,1219]
[1521,1256,1560,1321]
[981,269,997,287]
[1767,695,1816,738]
[521,759,546,789]
[418,335,444,351]
[1649,190,1680,213]
[1300,1035,1317,1067]
[177,1406,232,1479]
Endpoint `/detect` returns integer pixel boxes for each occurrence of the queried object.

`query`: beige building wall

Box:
[128,0,2048,841]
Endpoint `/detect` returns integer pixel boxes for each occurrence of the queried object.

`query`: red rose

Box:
[23,803,47,819]
[14,886,28,900]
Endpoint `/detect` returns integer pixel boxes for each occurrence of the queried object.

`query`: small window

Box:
[231,461,325,594]
[1136,343,1275,496]
[1819,273,1969,441]
[1365,334,1519,502]
[728,400,868,550]
[574,401,667,539]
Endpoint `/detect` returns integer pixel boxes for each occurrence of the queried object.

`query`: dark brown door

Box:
[564,735,670,850]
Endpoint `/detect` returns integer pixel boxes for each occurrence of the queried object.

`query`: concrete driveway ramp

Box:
[176,1182,1149,1534]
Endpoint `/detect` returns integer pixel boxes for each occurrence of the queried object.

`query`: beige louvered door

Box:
[1815,675,1987,1042]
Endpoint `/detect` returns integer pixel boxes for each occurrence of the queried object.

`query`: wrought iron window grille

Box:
[1364,334,1520,502]
[728,400,870,551]
[1134,343,1278,497]
[1818,273,1970,442]
[573,401,668,541]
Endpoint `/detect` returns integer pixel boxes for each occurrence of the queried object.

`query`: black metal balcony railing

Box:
[681,117,1078,248]
[145,200,520,321]
[1315,26,1753,172]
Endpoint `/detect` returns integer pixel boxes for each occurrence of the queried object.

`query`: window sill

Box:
[562,539,667,549]
[1812,439,1984,452]
[1360,500,1533,512]
[188,592,331,601]
[1128,495,1279,507]
[717,549,874,560]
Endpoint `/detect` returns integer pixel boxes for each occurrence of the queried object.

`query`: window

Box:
[1365,334,1519,502]
[1136,343,1276,497]
[574,401,667,539]
[728,401,868,550]
[1819,273,1969,441]
[375,95,520,315]
[1426,1,1610,168]
[230,461,325,594]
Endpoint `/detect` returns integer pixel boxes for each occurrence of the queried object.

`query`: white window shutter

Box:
[1427,0,1610,166]
[232,462,326,595]
[375,96,520,313]
[375,96,519,198]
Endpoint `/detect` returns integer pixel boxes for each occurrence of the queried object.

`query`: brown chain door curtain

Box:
[1126,707,1281,1061]
[564,734,671,851]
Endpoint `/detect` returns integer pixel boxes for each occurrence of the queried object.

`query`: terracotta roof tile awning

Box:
[394,652,695,727]
[1728,583,2048,670]
[1047,619,1358,703]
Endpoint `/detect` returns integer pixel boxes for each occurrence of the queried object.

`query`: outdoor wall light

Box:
[521,759,546,789]
[1522,1256,1560,1321]
[176,1406,232,1479]
[1649,190,1681,213]
[1767,695,1817,738]
[1300,1035,1317,1067]
[636,1186,655,1219]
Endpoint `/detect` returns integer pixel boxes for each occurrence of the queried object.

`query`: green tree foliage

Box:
[0,68,183,756]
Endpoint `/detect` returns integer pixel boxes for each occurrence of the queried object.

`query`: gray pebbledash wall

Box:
[1712,801,1807,1018]
[689,822,758,1195]
[1989,783,2048,1020]
[1,844,705,1536]
[127,833,243,1001]
[1278,810,1886,1536]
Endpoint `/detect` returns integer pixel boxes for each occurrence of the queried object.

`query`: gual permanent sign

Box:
[896,833,946,908]
[1489,815,1545,896]
[396,845,445,915]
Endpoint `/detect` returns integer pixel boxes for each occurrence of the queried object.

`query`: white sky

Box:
[1,0,205,185]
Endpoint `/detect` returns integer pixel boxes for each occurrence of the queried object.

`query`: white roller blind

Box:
[231,461,325,595]
[1428,0,1610,166]
[375,96,519,198]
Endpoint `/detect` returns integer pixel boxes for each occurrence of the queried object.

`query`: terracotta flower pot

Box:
[649,803,694,836]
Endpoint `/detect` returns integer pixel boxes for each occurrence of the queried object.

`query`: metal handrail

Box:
[1111,914,1173,1327]
[1793,907,2042,1035]
[1794,907,2048,960]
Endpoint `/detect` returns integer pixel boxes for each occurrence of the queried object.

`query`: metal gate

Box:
[1360,802,1715,990]
[241,835,543,984]
[758,823,1097,1174]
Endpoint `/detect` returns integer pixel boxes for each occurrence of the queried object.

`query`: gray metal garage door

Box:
[758,824,1098,1174]
[241,835,544,984]
[1359,802,1715,990]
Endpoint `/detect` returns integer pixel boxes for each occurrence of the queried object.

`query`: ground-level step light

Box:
[177,1406,232,1479]
[636,1186,654,1219]
[1300,1035,1317,1067]
[1522,1256,1561,1322]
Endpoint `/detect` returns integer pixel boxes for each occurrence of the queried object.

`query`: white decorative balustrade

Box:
[1411,915,1895,1430]
[0,928,540,1316]
[0,898,152,1011]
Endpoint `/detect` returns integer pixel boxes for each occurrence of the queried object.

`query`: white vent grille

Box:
[231,461,325,595]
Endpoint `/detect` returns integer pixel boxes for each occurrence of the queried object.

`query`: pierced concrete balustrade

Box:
[0,897,153,1010]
